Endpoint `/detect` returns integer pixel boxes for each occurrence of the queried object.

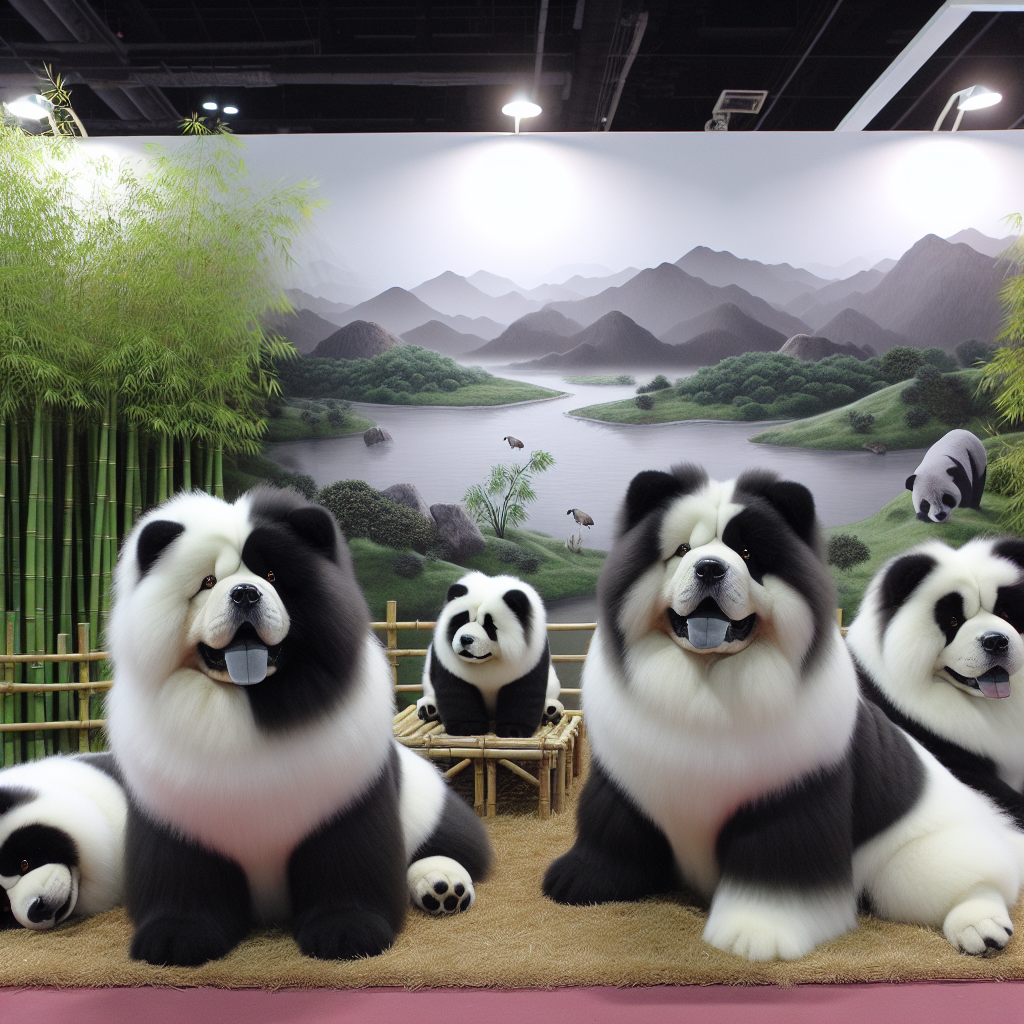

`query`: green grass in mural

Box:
[564,374,636,385]
[569,390,752,424]
[388,379,565,406]
[827,489,1013,624]
[750,371,991,451]
[262,403,375,442]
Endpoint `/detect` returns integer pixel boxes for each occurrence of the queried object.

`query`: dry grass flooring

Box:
[1,745,1021,990]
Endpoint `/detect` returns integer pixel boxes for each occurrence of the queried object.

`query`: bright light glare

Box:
[223,105,239,115]
[4,94,53,120]
[202,101,218,111]
[957,85,1001,111]
[502,100,542,120]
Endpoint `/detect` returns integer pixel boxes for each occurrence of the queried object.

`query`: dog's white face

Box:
[1,863,78,930]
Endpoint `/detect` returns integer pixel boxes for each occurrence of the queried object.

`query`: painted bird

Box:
[503,435,524,449]
[567,508,595,528]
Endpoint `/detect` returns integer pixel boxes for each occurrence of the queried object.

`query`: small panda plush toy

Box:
[0,753,126,931]
[417,572,562,737]
[847,536,1024,827]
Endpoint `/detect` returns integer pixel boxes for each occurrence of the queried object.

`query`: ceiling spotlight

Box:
[502,99,542,134]
[222,105,239,115]
[704,89,768,132]
[933,85,1002,131]
[3,93,54,121]
[202,101,218,111]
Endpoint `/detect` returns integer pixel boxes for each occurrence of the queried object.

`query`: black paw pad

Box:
[454,883,465,897]
[459,895,471,911]
[421,894,440,911]
[432,880,448,895]
[443,895,458,911]
[984,936,1005,949]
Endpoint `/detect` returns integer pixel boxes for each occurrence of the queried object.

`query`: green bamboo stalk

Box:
[131,428,141,525]
[8,423,22,765]
[122,425,134,536]
[25,404,43,759]
[4,614,16,765]
[0,419,6,639]
[204,443,214,495]
[42,415,53,755]
[58,419,74,753]
[88,400,109,669]
[158,433,170,502]
[214,446,224,499]
[182,437,192,491]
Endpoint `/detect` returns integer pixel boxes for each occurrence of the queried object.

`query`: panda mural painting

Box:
[906,429,987,523]
[417,572,562,737]
[105,487,491,967]
[0,753,126,931]
[847,537,1024,828]
[544,465,1024,961]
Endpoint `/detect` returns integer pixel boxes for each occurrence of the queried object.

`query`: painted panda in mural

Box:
[416,572,563,737]
[105,487,492,967]
[906,428,987,523]
[847,536,1024,829]
[0,753,126,931]
[544,465,1024,961]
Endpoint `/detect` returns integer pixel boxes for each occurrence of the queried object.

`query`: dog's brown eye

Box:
[674,543,690,558]
[267,571,276,583]
[201,575,216,590]
[20,859,29,874]
[741,548,750,561]
[950,617,958,629]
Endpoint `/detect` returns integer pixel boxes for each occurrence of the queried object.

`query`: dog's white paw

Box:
[542,699,563,725]
[944,888,1014,955]
[416,697,439,722]
[408,855,475,915]
[703,906,816,962]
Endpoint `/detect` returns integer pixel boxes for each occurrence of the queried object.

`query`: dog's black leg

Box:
[494,648,549,737]
[289,756,408,960]
[431,658,489,735]
[543,758,676,904]
[125,803,252,967]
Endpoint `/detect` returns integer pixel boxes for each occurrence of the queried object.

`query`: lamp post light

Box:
[2,90,88,136]
[502,99,542,134]
[932,85,1002,131]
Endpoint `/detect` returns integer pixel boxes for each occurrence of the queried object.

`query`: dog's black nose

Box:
[459,634,475,648]
[694,558,728,582]
[935,511,946,521]
[980,632,1009,654]
[26,898,53,924]
[230,584,261,607]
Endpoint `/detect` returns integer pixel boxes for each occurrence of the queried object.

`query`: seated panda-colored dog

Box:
[106,487,492,967]
[544,465,1024,961]
[1,753,125,931]
[416,572,562,737]
[847,537,1024,828]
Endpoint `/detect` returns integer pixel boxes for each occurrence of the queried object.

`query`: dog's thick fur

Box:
[417,572,561,736]
[106,487,491,967]
[543,465,1024,961]
[848,537,1024,827]
[0,753,125,930]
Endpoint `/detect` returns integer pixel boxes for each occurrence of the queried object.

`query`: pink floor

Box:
[1,983,1020,1024]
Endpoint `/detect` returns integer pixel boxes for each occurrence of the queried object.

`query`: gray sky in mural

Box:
[94,132,1024,295]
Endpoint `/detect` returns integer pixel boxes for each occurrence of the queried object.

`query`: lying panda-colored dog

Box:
[0,753,125,930]
[847,537,1024,828]
[417,572,562,737]
[544,465,1024,961]
[106,487,492,967]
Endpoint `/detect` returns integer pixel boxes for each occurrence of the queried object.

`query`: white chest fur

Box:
[583,628,859,895]
[107,634,395,921]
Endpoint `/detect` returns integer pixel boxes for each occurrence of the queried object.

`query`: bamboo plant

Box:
[0,121,317,762]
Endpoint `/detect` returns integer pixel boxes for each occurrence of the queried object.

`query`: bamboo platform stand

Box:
[393,704,584,819]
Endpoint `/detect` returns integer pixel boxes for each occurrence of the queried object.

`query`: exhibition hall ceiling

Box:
[1,1,1022,135]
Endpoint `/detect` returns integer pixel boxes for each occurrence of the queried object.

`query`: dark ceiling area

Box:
[1,1,1022,134]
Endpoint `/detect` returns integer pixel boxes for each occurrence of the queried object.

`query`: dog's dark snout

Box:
[935,511,946,521]
[459,634,475,648]
[694,558,728,582]
[26,898,52,924]
[980,632,1009,654]
[230,584,261,608]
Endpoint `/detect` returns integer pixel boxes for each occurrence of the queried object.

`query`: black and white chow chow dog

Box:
[106,487,492,967]
[0,753,125,930]
[417,572,562,737]
[847,537,1024,828]
[543,466,1024,961]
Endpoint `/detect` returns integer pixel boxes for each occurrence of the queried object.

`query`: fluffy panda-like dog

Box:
[0,753,125,931]
[416,572,562,737]
[543,465,1024,961]
[847,537,1024,828]
[106,487,492,967]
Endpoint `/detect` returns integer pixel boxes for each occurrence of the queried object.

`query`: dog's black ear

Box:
[137,521,185,576]
[0,786,34,816]
[993,537,1024,572]
[620,471,685,534]
[286,506,337,555]
[905,474,916,491]
[879,553,937,624]
[446,583,469,602]
[736,471,817,545]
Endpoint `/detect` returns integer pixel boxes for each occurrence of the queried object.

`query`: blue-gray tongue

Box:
[687,615,731,650]
[224,639,269,686]
[977,667,1010,699]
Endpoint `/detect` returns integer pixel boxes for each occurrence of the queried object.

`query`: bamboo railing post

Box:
[538,751,551,819]
[386,600,398,688]
[56,633,71,753]
[473,757,485,816]
[77,622,91,753]
[486,757,497,817]
[555,747,566,814]
[3,615,15,765]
